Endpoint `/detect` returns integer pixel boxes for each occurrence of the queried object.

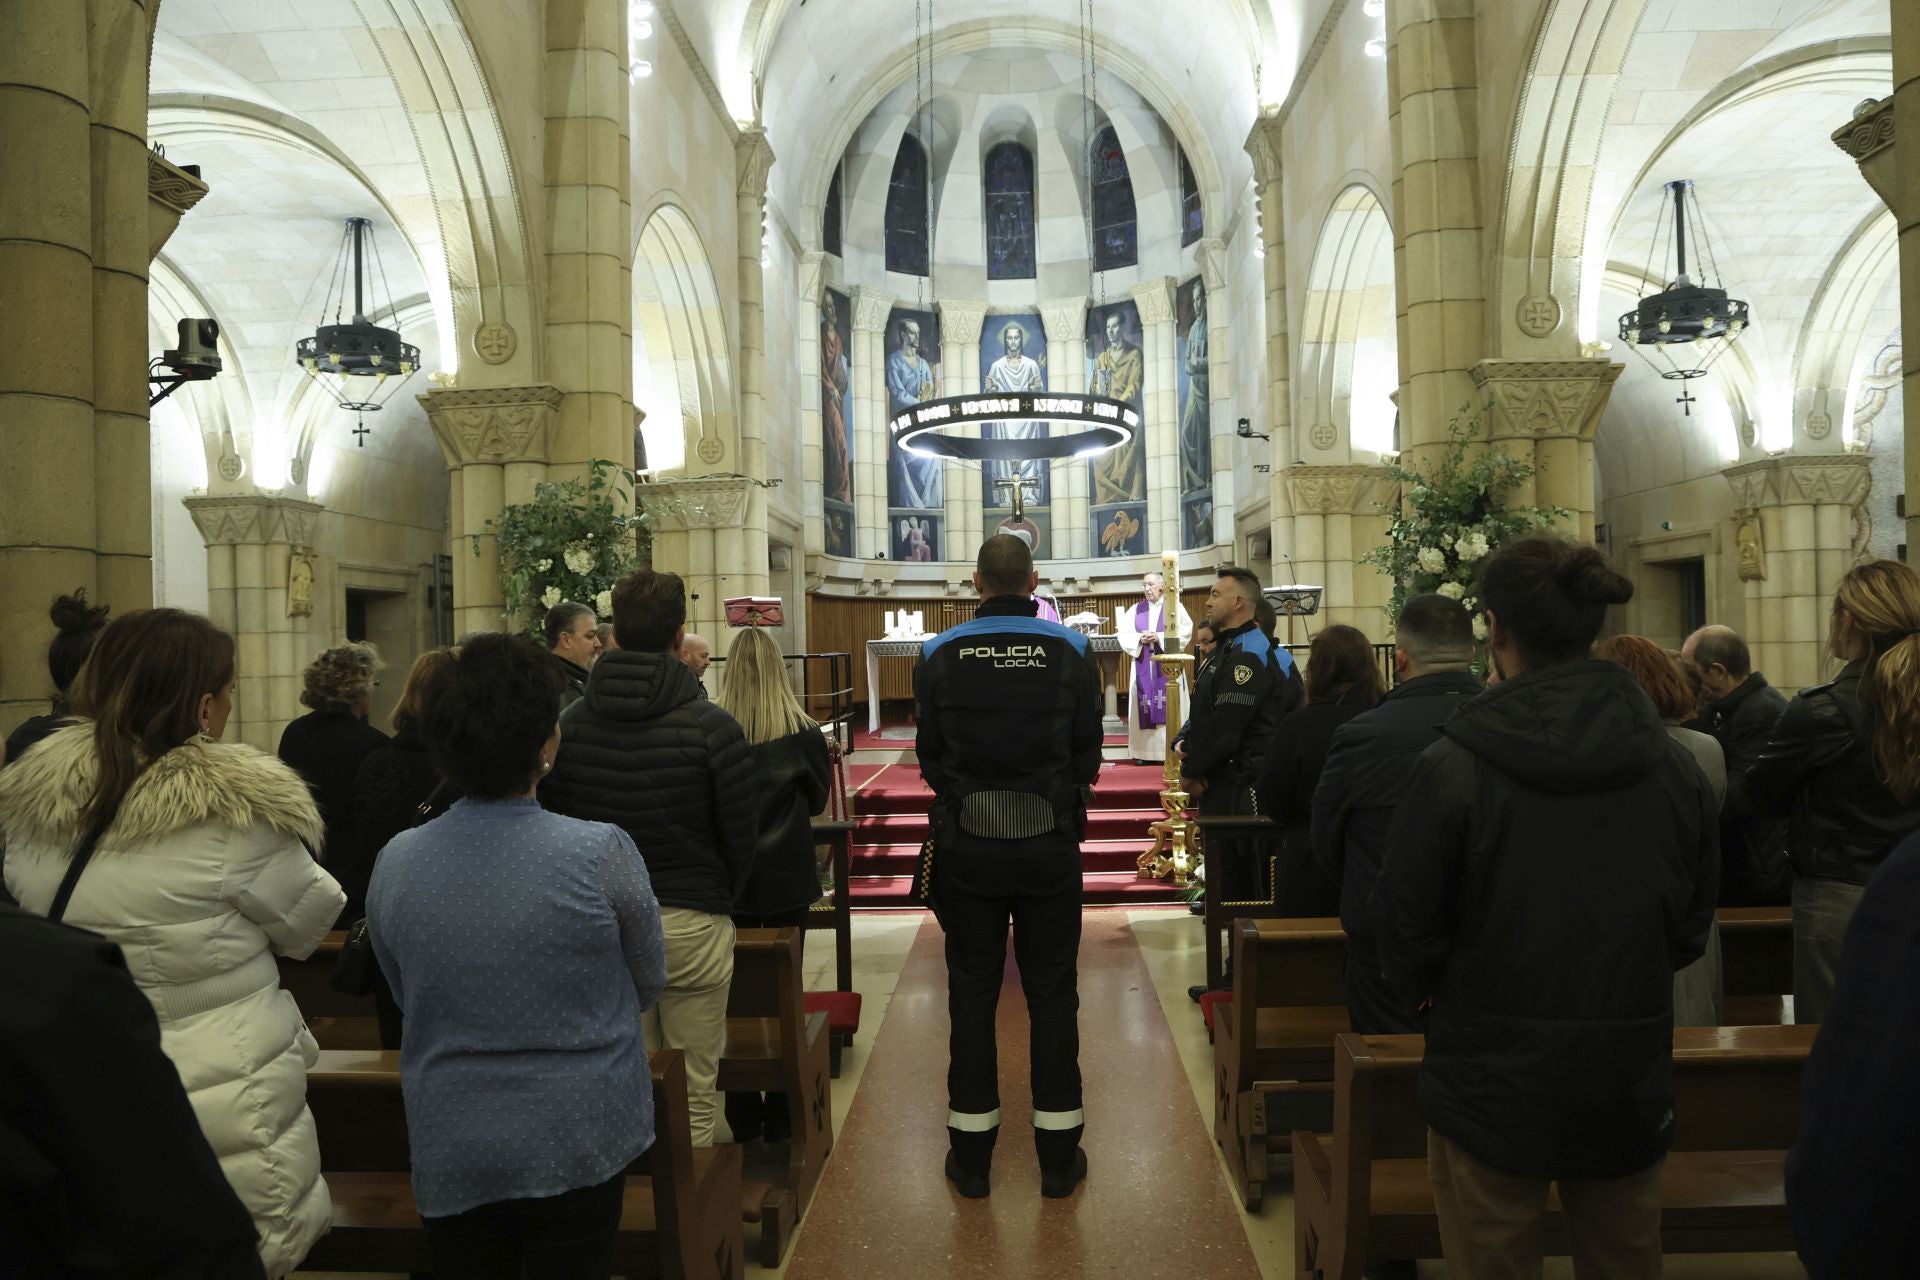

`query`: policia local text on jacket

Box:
[1370,660,1719,1180]
[914,594,1103,1191]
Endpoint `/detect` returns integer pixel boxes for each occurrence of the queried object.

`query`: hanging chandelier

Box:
[295,216,419,445]
[1617,179,1748,405]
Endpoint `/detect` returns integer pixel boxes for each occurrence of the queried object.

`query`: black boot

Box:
[1039,1147,1088,1198]
[945,1125,996,1198]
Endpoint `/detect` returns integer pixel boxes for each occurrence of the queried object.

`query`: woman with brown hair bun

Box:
[1732,558,1920,1024]
[1254,623,1385,918]
[3,589,111,766]
[0,608,345,1278]
[1595,633,1727,1025]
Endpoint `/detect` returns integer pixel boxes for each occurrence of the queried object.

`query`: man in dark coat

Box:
[1371,536,1718,1276]
[1682,624,1790,903]
[0,903,266,1279]
[541,569,757,1148]
[1312,593,1481,1035]
[545,599,600,709]
[1787,828,1920,1276]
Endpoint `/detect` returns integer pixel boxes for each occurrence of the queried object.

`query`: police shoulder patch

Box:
[1234,665,1252,686]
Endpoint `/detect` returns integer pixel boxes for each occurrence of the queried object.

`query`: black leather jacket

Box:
[1731,662,1920,885]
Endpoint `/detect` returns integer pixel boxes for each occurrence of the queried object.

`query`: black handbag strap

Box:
[48,806,122,924]
[412,779,449,827]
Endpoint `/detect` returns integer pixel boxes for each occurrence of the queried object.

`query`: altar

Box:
[865,630,1130,736]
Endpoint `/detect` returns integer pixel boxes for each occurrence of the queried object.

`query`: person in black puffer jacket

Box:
[1371,536,1718,1279]
[542,568,758,1149]
[1254,623,1383,917]
[714,625,832,1144]
[1728,559,1920,1025]
[351,646,460,1048]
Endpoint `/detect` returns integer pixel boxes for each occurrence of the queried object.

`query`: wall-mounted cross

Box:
[991,473,1039,520]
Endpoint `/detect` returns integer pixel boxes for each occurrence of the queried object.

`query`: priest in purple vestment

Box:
[1115,572,1192,763]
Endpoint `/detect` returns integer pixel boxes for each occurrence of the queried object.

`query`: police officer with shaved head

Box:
[914,533,1103,1200]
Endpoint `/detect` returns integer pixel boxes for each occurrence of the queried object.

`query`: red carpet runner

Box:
[782,912,1261,1278]
[844,756,1185,907]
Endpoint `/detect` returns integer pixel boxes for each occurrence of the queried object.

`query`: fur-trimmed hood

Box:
[0,720,323,852]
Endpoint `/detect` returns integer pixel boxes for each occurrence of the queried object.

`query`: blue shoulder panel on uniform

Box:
[1233,626,1295,672]
[922,614,1089,657]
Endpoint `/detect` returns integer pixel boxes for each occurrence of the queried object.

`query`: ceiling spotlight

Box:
[630,1,655,20]
[1363,0,1384,14]
[1364,37,1386,57]
[629,59,653,81]
[632,20,653,39]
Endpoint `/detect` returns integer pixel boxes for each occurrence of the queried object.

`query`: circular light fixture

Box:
[890,393,1138,461]
[1364,37,1386,57]
[1363,0,1384,15]
[1617,179,1750,387]
[629,59,653,80]
[632,20,653,38]
[294,217,420,445]
[630,0,654,19]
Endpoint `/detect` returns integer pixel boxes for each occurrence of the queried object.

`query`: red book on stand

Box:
[725,595,784,628]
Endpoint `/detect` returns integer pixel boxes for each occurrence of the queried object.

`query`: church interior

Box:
[2,0,1917,1275]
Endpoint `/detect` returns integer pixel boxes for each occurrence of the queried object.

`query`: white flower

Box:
[1417,546,1447,575]
[540,585,562,609]
[536,558,553,573]
[1437,581,1466,601]
[563,542,596,576]
[1455,531,1490,562]
[1461,595,1477,612]
[595,589,613,616]
[1472,615,1489,641]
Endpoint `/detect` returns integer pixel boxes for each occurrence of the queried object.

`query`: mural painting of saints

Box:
[821,301,852,505]
[1090,307,1145,506]
[886,315,942,509]
[983,320,1048,507]
[1179,282,1212,493]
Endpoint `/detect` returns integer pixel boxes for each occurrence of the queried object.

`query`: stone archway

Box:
[1296,184,1399,463]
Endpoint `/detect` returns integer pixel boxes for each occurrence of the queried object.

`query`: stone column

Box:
[938,299,988,561]
[733,128,776,594]
[1130,276,1180,555]
[1388,0,1485,464]
[1195,237,1234,550]
[798,251,827,556]
[1041,296,1090,558]
[543,0,631,476]
[850,287,893,559]
[1246,115,1291,566]
[184,495,323,752]
[1276,465,1394,632]
[1831,86,1914,555]
[1723,455,1872,689]
[647,476,756,638]
[1470,359,1624,539]
[420,384,564,637]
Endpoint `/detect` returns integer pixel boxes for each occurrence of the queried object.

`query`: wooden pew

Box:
[1195,814,1289,990]
[1719,905,1793,1025]
[1211,917,1350,1211]
[719,927,835,1267]
[301,1048,744,1279]
[802,818,862,1077]
[1292,1025,1814,1279]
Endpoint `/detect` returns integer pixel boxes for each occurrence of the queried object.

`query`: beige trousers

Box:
[1428,1130,1664,1280]
[640,907,736,1148]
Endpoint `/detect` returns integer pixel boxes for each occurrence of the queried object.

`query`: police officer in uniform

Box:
[914,534,1103,1199]
[1180,567,1302,1000]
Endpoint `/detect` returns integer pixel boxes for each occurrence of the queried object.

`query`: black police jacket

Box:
[1370,659,1719,1180]
[913,595,1103,829]
[1730,661,1920,885]
[1181,620,1301,786]
[1311,669,1483,958]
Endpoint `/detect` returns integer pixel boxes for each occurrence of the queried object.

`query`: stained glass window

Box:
[823,167,843,258]
[885,135,930,277]
[1090,125,1137,271]
[984,142,1036,280]
[1179,150,1203,247]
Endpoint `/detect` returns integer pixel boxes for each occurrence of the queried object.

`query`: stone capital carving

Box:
[1722,454,1872,510]
[1722,460,1781,510]
[1469,358,1623,442]
[1831,96,1894,164]
[1194,238,1229,293]
[735,127,776,200]
[183,494,324,548]
[1129,276,1178,326]
[1245,112,1285,188]
[1038,296,1088,343]
[149,150,210,259]
[797,251,827,308]
[418,384,562,467]
[648,476,753,530]
[1281,464,1392,516]
[937,299,990,347]
[850,286,894,333]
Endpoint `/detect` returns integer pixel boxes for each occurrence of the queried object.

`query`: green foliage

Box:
[476,459,670,637]
[1361,402,1570,638]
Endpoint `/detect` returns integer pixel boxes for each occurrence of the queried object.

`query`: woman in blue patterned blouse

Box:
[368,634,666,1279]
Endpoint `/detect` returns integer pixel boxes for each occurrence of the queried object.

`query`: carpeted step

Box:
[849,871,1188,909]
[854,809,1168,844]
[849,838,1157,877]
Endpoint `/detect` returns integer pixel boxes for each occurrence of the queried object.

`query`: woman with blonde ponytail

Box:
[1731,559,1920,1023]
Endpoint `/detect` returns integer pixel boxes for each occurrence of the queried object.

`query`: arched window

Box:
[885,134,930,277]
[823,167,843,258]
[1089,125,1137,270]
[1179,150,1203,247]
[984,142,1037,280]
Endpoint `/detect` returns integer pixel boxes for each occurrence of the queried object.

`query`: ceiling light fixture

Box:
[1617,178,1749,410]
[1364,37,1385,57]
[294,217,419,446]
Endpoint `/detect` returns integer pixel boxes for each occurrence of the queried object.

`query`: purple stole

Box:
[1133,598,1169,730]
[1035,595,1061,624]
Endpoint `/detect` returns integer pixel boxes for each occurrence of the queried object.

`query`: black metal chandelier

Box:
[1617,179,1748,403]
[295,216,420,445]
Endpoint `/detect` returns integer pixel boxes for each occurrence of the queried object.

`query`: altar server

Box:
[1116,571,1192,763]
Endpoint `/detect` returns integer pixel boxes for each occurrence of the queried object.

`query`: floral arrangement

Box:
[1361,402,1569,639]
[479,458,669,637]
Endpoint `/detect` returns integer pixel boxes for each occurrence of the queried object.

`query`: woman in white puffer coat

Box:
[0,608,345,1278]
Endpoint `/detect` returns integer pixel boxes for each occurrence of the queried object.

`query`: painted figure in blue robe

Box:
[887,317,942,510]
